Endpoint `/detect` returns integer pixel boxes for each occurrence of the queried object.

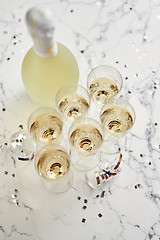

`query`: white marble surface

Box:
[0,0,160,239]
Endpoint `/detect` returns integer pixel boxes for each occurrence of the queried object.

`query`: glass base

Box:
[85,152,122,189]
[42,171,73,193]
[101,137,126,154]
[71,150,100,171]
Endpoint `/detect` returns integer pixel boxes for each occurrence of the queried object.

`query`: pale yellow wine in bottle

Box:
[21,7,79,107]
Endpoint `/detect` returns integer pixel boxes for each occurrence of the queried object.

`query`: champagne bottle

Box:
[21,7,79,107]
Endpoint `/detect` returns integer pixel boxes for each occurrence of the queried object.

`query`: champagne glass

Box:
[68,117,104,170]
[55,84,91,121]
[100,98,136,154]
[34,144,72,193]
[27,107,63,146]
[5,130,37,178]
[10,130,37,162]
[87,65,123,105]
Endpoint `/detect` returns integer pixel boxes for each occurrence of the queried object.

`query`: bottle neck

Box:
[33,41,58,58]
[26,7,57,58]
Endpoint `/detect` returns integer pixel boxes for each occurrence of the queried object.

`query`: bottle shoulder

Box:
[23,42,76,61]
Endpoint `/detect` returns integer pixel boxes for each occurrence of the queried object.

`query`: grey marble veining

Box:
[0,0,160,239]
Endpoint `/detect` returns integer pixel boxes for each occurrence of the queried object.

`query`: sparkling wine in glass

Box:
[35,144,72,192]
[100,98,136,153]
[87,65,123,105]
[56,84,90,121]
[68,118,104,170]
[28,107,63,145]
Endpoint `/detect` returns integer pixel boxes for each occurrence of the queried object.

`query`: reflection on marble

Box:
[0,0,160,239]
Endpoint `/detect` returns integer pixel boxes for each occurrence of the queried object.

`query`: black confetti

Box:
[82,205,87,210]
[12,194,17,198]
[19,124,24,129]
[137,184,142,188]
[100,191,105,198]
[98,213,103,218]
[135,224,140,228]
[13,199,19,205]
[135,183,143,189]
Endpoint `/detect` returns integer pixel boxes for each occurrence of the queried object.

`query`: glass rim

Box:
[100,98,136,138]
[27,107,63,132]
[100,98,136,123]
[68,116,104,134]
[87,64,123,91]
[68,117,104,154]
[34,143,71,180]
[55,83,91,106]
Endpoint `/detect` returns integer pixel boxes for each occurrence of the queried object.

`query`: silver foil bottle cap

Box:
[26,6,57,57]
